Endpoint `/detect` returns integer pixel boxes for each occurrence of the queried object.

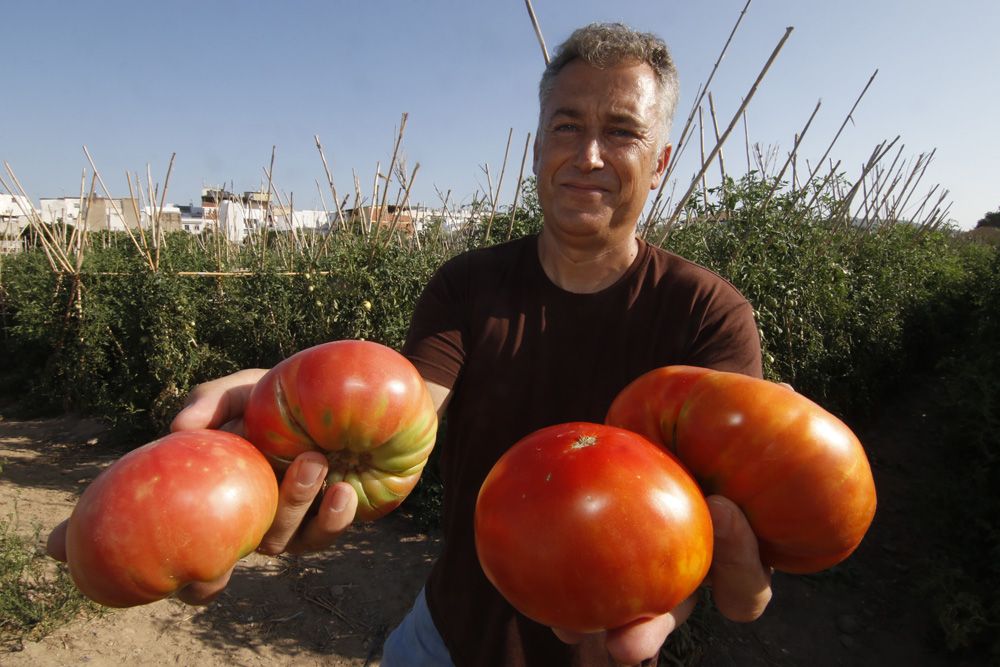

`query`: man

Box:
[50,22,772,666]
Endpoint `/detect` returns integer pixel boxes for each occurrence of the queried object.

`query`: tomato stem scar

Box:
[571,435,598,449]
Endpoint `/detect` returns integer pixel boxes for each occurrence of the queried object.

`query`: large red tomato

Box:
[243,340,437,521]
[606,366,877,574]
[66,429,279,607]
[474,422,712,633]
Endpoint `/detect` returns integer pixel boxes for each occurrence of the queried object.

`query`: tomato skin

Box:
[243,340,438,521]
[474,423,712,633]
[607,367,877,574]
[66,429,279,608]
[600,365,713,452]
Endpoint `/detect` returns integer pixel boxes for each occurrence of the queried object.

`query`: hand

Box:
[169,368,269,436]
[172,366,359,564]
[171,367,359,550]
[551,594,699,665]
[46,519,238,605]
[47,369,361,606]
[551,495,771,664]
[704,495,772,622]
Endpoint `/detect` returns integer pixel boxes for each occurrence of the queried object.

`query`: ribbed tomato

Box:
[606,366,877,574]
[243,340,437,521]
[66,429,278,607]
[474,422,712,633]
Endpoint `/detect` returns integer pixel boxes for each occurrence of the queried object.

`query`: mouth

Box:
[560,182,609,195]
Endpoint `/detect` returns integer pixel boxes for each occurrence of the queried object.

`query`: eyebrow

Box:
[549,107,645,128]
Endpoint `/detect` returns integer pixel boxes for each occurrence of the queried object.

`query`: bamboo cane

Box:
[315,135,347,232]
[483,128,514,244]
[523,0,549,64]
[83,146,155,271]
[644,0,754,236]
[506,132,532,242]
[655,26,795,245]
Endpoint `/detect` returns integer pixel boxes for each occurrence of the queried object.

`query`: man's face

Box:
[533,59,672,246]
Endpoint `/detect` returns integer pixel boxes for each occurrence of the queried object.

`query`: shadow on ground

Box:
[164,513,440,662]
[0,414,118,496]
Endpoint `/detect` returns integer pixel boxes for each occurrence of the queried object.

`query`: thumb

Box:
[706,495,772,622]
[47,519,69,562]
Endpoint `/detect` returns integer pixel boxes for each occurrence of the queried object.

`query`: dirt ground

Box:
[0,381,974,666]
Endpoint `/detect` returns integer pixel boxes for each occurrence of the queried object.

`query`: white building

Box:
[217,199,267,243]
[40,196,146,232]
[0,194,36,253]
[39,197,82,225]
[216,200,333,242]
[1,194,35,221]
[271,206,331,232]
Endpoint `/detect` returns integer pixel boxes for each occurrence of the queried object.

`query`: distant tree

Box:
[976,208,1000,228]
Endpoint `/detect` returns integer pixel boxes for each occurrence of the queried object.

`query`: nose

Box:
[573,134,604,172]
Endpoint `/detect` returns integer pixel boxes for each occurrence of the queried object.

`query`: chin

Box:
[549,209,613,233]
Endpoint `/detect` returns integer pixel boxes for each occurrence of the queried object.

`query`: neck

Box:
[537,229,640,294]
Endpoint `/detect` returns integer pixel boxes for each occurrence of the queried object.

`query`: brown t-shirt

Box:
[403,234,762,667]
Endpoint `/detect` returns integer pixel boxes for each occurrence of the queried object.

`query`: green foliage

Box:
[919,251,1000,657]
[664,173,991,416]
[0,517,98,650]
[450,178,544,250]
[0,232,448,438]
[0,173,993,439]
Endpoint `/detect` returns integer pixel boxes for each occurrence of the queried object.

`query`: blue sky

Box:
[3,0,997,229]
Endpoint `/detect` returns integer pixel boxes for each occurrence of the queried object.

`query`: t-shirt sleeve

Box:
[686,291,764,379]
[402,256,468,390]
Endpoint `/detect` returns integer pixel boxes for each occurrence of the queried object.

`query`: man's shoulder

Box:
[642,241,748,301]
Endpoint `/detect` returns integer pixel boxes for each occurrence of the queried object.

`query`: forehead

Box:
[542,59,661,122]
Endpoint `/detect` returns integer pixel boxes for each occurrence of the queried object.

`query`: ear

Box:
[649,143,673,190]
[532,133,541,176]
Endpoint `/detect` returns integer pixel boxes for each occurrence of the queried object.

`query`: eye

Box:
[609,127,638,139]
[553,123,578,133]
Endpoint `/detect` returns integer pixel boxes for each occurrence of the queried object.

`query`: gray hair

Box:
[538,22,680,141]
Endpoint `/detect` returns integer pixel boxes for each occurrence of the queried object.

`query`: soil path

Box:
[0,380,968,665]
[0,415,438,666]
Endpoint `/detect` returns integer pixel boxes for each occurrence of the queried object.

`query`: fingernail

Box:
[330,485,351,512]
[708,498,731,537]
[296,459,325,487]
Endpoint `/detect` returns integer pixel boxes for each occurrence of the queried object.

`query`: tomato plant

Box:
[606,366,877,574]
[474,422,712,633]
[243,340,438,521]
[65,429,279,608]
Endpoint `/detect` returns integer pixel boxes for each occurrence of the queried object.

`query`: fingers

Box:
[170,368,268,434]
[47,519,68,562]
[285,482,358,554]
[257,452,329,555]
[705,495,772,623]
[176,567,234,605]
[257,452,357,556]
[604,595,698,665]
[553,594,698,665]
[51,517,230,606]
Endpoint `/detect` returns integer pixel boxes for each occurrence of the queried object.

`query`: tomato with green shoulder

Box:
[243,340,438,521]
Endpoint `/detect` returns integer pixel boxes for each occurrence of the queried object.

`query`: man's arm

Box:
[424,379,452,418]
